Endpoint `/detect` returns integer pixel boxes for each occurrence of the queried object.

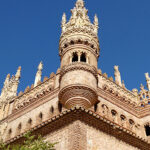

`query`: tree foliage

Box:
[0,132,56,150]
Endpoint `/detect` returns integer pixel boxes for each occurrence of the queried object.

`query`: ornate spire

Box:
[15,66,21,80]
[4,74,10,87]
[60,0,99,35]
[94,14,98,26]
[114,65,122,87]
[94,14,98,34]
[38,61,43,71]
[0,74,10,98]
[34,62,43,87]
[145,72,150,91]
[62,13,66,26]
[76,0,84,8]
[0,67,21,101]
[61,13,66,33]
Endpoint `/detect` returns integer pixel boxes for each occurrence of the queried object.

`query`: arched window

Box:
[8,129,12,135]
[39,112,43,119]
[145,125,150,136]
[18,123,22,130]
[111,109,117,117]
[28,118,32,125]
[94,103,98,112]
[80,53,86,62]
[120,115,126,121]
[50,106,54,113]
[58,102,62,113]
[72,52,78,62]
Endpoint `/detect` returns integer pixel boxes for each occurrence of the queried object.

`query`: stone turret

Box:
[34,62,43,87]
[58,0,99,109]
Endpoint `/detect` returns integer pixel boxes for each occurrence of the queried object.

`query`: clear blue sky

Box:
[0,0,150,93]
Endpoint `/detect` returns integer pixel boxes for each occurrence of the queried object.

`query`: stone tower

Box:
[58,0,100,109]
[1,1,150,149]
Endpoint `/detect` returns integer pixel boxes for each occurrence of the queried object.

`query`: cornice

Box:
[97,88,139,117]
[5,88,59,123]
[59,44,99,59]
[98,73,137,104]
[13,74,57,112]
[60,28,98,42]
[60,62,98,82]
[5,107,150,150]
[98,86,150,118]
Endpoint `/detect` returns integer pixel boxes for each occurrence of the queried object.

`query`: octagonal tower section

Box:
[58,0,100,109]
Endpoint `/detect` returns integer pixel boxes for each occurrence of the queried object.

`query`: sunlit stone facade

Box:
[0,0,150,149]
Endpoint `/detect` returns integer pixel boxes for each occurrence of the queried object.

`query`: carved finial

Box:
[98,69,102,75]
[24,86,30,93]
[93,14,99,34]
[145,72,150,91]
[109,77,113,81]
[34,62,43,87]
[56,68,61,74]
[140,84,144,90]
[38,62,43,71]
[122,80,125,89]
[114,65,122,87]
[62,13,66,25]
[94,14,98,26]
[6,74,10,79]
[4,74,10,86]
[43,76,49,82]
[76,0,84,8]
[15,66,21,80]
[61,13,66,33]
[103,73,108,78]
[60,0,98,36]
[50,72,55,78]
[132,88,138,96]
[18,91,23,96]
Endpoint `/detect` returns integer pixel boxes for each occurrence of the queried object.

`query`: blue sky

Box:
[0,0,150,93]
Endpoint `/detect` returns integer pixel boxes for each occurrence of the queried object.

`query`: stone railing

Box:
[13,74,56,112]
[98,70,138,106]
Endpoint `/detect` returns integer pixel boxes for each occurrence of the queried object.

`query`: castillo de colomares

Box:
[0,0,150,149]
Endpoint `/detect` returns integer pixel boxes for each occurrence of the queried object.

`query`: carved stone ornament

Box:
[61,0,99,36]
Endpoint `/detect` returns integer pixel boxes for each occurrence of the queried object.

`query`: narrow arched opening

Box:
[58,102,62,113]
[72,52,78,62]
[80,53,86,62]
[145,125,150,136]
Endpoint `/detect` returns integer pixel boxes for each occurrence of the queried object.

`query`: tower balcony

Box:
[59,62,98,109]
